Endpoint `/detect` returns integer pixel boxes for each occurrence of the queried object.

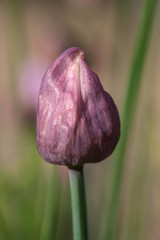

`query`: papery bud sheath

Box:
[36,47,120,167]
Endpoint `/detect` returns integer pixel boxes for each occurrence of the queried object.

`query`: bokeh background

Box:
[0,0,160,239]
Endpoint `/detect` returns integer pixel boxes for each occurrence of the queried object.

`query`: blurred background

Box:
[0,0,160,239]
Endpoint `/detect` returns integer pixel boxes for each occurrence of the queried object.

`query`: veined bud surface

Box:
[36,47,120,167]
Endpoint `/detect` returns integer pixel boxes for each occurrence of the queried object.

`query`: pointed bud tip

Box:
[61,47,84,61]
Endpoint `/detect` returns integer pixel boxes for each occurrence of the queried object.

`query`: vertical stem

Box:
[68,166,88,240]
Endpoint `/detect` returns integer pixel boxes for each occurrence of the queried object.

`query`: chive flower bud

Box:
[36,47,120,167]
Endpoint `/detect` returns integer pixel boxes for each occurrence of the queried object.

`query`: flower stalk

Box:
[68,166,88,240]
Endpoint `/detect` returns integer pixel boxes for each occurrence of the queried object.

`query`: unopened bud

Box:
[36,47,120,167]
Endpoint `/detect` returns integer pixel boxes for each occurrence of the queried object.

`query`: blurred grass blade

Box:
[0,177,13,240]
[103,0,158,239]
[40,166,60,240]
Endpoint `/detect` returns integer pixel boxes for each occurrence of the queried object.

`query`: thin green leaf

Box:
[103,0,158,239]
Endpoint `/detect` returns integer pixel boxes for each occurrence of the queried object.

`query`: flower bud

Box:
[36,47,120,167]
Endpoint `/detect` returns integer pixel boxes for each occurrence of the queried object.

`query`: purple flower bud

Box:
[36,47,120,167]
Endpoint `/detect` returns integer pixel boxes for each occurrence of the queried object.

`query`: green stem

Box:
[68,166,88,240]
[103,0,157,239]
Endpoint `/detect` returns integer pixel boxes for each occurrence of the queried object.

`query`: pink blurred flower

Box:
[18,58,48,115]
